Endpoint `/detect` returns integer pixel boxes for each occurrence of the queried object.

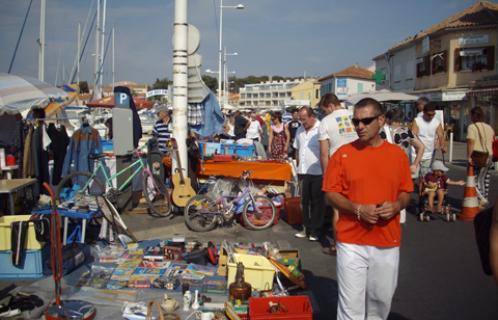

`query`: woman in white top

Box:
[467,107,495,205]
[245,111,262,142]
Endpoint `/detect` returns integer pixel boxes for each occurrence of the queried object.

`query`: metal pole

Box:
[112,27,115,89]
[218,0,223,106]
[173,0,188,175]
[100,0,106,91]
[223,47,226,107]
[77,23,81,83]
[449,131,454,163]
[94,0,100,98]
[38,0,46,81]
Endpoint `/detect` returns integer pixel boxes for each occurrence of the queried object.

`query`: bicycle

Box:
[56,145,171,218]
[184,170,276,231]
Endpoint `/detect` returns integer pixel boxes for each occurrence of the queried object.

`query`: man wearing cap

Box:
[423,160,464,214]
[153,105,172,154]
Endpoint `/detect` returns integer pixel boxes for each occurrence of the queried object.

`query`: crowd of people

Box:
[150,97,495,319]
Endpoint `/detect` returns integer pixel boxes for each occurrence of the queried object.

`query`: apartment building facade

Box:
[318,64,375,101]
[373,1,498,140]
[290,78,320,108]
[239,79,304,109]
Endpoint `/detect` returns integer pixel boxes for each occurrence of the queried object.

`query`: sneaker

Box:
[294,230,307,238]
[308,235,319,241]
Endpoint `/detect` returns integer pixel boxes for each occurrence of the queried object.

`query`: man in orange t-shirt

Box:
[323,98,413,320]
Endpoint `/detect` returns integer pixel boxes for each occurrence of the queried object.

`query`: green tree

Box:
[202,75,218,92]
[150,78,171,90]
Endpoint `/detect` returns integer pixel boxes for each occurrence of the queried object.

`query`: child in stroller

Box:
[419,160,465,221]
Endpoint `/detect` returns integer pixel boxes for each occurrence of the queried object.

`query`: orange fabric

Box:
[323,141,413,247]
[199,160,292,182]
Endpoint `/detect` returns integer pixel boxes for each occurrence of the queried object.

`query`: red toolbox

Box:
[248,295,312,320]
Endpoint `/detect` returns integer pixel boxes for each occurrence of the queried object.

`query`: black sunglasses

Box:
[352,115,379,126]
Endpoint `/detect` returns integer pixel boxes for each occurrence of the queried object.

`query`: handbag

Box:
[471,124,490,168]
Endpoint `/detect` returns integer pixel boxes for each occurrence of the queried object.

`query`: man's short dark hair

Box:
[354,98,383,115]
[299,106,315,117]
[423,103,436,113]
[470,106,484,122]
[390,108,405,122]
[417,97,429,105]
[319,93,340,107]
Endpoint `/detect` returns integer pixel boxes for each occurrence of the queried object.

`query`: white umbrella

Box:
[0,73,67,115]
[345,89,419,105]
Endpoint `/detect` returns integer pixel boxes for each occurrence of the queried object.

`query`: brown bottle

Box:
[229,262,252,303]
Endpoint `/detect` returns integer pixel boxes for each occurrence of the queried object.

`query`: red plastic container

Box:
[6,154,16,166]
[248,296,313,320]
[283,197,302,225]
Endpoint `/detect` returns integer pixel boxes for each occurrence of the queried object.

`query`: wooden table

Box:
[0,178,37,214]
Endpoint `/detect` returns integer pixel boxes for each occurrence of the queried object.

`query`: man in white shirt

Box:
[293,107,324,241]
[318,93,358,255]
[412,103,446,179]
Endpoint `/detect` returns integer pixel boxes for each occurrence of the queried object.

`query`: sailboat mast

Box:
[99,0,106,91]
[77,23,81,83]
[112,27,115,89]
[38,0,46,81]
[94,0,100,98]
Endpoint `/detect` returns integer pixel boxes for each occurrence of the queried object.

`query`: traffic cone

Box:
[459,165,481,221]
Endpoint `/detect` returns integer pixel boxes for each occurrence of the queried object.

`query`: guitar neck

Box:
[175,148,186,184]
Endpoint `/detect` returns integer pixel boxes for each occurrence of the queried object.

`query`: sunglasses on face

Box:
[352,115,379,126]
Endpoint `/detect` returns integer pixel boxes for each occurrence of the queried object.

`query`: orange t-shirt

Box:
[322,140,413,247]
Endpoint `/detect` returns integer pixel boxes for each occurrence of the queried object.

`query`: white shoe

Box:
[294,230,307,238]
[308,235,318,241]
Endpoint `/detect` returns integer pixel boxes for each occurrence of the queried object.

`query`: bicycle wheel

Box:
[184,194,218,232]
[242,195,276,230]
[56,171,105,210]
[142,172,172,217]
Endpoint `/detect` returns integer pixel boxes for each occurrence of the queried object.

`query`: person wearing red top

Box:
[323,98,413,320]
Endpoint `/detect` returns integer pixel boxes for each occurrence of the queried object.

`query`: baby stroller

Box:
[417,159,457,222]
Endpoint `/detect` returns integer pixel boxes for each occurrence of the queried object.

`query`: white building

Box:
[318,64,375,100]
[239,79,304,109]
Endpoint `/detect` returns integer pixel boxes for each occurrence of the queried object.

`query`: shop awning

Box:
[466,87,498,97]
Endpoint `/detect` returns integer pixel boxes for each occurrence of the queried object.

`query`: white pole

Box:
[173,0,189,175]
[100,0,106,91]
[449,131,454,163]
[112,27,115,89]
[223,47,226,107]
[218,0,223,106]
[38,0,46,81]
[77,23,81,83]
[94,0,100,98]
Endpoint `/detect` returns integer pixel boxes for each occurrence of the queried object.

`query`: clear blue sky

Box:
[0,0,483,85]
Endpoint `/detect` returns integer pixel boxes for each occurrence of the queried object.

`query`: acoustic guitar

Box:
[170,138,196,207]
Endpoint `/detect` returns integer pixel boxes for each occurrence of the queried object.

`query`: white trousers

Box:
[336,242,400,320]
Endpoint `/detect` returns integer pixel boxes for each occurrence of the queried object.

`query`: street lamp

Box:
[218,0,244,106]
[223,48,238,106]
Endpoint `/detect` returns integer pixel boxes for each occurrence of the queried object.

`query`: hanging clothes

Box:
[22,125,35,178]
[62,125,102,183]
[31,123,50,194]
[47,123,70,185]
[190,93,224,138]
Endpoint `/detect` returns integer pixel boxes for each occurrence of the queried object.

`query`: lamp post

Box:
[218,0,244,106]
[223,48,238,107]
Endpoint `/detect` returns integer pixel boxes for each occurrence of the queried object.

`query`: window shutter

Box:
[486,46,495,70]
[454,48,461,72]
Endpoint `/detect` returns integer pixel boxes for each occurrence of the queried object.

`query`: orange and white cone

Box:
[460,165,481,221]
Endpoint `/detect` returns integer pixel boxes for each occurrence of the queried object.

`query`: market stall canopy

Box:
[344,89,419,105]
[86,96,153,109]
[0,72,67,115]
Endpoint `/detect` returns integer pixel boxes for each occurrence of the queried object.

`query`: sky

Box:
[0,0,485,86]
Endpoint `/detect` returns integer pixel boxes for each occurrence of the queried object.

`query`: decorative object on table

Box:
[183,290,192,312]
[161,294,179,313]
[42,183,96,320]
[170,138,196,207]
[192,290,200,310]
[228,262,252,304]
